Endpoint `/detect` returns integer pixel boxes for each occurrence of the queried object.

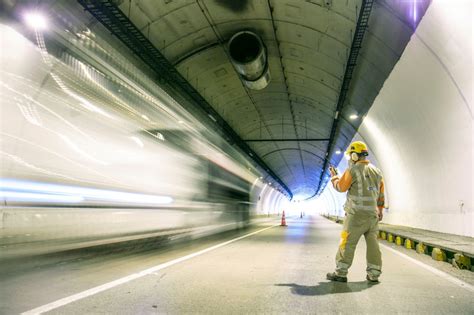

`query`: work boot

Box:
[366,274,379,283]
[326,272,347,282]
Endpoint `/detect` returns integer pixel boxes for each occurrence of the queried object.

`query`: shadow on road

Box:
[275,281,378,296]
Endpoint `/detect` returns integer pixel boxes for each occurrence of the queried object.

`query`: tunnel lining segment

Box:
[76,0,292,199]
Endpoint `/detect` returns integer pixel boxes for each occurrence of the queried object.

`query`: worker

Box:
[326,141,385,283]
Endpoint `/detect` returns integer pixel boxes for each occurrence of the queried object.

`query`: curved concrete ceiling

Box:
[117,0,431,199]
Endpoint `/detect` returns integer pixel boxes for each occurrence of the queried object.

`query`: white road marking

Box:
[22,224,279,315]
[380,243,474,293]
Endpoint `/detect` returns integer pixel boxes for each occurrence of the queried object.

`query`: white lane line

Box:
[22,224,279,315]
[380,243,474,293]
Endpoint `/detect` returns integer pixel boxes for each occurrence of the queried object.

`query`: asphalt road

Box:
[2,216,473,314]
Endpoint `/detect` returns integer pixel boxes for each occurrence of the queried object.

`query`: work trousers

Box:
[335,212,382,278]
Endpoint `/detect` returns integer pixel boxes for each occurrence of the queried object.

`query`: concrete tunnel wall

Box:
[255,185,290,216]
[318,0,473,237]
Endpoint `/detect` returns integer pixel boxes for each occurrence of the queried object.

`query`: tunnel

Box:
[0,0,473,314]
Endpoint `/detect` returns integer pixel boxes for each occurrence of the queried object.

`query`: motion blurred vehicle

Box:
[0,6,267,258]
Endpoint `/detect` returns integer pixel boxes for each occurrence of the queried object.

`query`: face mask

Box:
[351,152,359,162]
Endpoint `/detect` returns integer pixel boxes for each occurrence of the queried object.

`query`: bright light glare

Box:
[349,114,359,120]
[335,150,342,155]
[0,178,173,205]
[413,0,417,22]
[24,12,48,30]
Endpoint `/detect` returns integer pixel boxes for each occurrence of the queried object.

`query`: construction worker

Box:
[326,141,385,283]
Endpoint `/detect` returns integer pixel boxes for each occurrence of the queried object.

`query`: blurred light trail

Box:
[0,191,84,203]
[0,179,173,205]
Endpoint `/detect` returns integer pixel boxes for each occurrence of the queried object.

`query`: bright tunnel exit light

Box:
[24,12,48,30]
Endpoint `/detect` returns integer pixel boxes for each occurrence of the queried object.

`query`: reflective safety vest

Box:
[344,162,384,214]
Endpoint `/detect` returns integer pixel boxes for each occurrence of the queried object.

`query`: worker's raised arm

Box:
[331,169,352,192]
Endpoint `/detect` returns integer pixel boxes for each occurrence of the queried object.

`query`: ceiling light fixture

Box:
[24,12,48,30]
[349,114,359,120]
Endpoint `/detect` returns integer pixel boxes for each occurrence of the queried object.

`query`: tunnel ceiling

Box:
[112,0,430,199]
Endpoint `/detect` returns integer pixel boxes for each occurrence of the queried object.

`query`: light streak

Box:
[0,178,174,205]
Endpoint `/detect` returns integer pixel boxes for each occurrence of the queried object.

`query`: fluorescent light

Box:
[413,0,417,22]
[24,12,48,30]
[349,114,359,120]
[335,150,342,155]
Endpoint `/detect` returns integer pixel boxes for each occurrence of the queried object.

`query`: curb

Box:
[322,214,474,272]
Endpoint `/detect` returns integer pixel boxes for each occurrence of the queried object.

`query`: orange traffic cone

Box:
[280,211,287,226]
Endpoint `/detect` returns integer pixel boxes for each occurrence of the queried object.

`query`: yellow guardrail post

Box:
[453,253,471,270]
[387,233,394,243]
[395,236,403,246]
[404,239,413,249]
[416,243,426,254]
[431,248,447,261]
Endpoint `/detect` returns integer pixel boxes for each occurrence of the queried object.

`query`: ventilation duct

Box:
[228,31,270,90]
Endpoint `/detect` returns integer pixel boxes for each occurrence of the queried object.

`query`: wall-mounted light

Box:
[24,12,48,30]
[349,114,359,120]
[335,149,342,155]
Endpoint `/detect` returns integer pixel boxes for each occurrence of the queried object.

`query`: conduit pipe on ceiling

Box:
[228,31,270,90]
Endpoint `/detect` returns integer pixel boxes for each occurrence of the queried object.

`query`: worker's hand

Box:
[329,167,337,177]
[377,209,383,221]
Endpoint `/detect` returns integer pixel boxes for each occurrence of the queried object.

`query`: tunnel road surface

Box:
[3,216,474,314]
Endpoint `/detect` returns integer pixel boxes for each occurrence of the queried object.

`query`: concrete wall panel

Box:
[322,0,473,236]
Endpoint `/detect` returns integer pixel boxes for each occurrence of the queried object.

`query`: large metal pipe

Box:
[228,31,270,90]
